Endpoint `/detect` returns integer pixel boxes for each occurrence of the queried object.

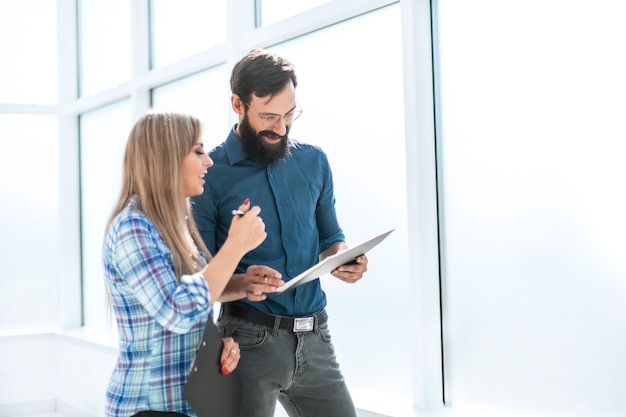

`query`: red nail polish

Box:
[222,367,230,375]
[243,198,250,205]
[221,359,225,367]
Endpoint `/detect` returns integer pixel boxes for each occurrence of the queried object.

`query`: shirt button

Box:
[289,268,294,274]
[284,236,289,242]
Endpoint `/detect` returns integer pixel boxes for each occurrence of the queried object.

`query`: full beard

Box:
[238,115,291,166]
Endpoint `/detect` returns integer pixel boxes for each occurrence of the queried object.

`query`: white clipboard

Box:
[274,228,394,294]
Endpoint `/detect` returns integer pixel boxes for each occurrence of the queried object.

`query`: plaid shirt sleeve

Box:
[111,211,212,334]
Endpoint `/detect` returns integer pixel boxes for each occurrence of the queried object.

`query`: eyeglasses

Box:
[244,102,302,128]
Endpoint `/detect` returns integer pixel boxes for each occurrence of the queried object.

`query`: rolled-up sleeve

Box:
[180,272,211,308]
[315,151,345,252]
[109,214,212,334]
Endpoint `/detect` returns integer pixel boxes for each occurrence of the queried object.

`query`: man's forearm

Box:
[217,273,248,302]
[319,241,348,261]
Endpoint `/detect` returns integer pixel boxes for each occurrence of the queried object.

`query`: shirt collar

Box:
[224,125,248,165]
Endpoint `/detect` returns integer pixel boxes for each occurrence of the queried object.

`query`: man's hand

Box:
[218,265,283,302]
[321,241,368,284]
[331,255,368,283]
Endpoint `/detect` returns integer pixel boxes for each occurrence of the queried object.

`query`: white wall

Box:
[0,333,394,417]
[0,334,58,407]
[0,332,117,417]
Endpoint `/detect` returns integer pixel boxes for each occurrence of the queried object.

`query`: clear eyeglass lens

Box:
[248,101,302,128]
[286,110,301,124]
[261,115,281,127]
[260,110,302,128]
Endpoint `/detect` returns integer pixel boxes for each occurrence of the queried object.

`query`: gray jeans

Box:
[217,309,357,417]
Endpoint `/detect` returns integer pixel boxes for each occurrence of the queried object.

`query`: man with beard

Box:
[191,48,368,417]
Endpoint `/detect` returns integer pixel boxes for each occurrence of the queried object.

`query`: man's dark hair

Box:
[230,48,298,103]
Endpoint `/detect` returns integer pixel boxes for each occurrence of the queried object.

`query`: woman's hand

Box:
[228,198,267,254]
[220,337,240,375]
[201,198,268,304]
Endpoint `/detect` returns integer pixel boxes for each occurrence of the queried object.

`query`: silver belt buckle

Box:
[293,317,314,332]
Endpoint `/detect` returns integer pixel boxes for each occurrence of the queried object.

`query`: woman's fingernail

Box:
[222,367,231,375]
[221,359,225,367]
[243,198,250,205]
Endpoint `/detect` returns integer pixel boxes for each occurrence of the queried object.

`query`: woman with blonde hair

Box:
[103,111,266,417]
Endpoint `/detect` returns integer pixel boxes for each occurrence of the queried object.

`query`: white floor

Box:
[7,414,64,417]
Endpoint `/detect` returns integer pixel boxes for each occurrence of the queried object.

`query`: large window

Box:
[0,0,59,332]
[273,4,410,394]
[78,0,131,96]
[80,101,133,328]
[0,114,59,330]
[77,2,409,397]
[0,0,57,104]
[436,1,626,416]
[150,0,227,68]
[10,1,626,416]
[151,66,231,135]
[2,0,411,413]
[259,0,331,26]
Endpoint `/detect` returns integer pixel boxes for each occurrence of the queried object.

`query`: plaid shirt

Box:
[104,198,212,417]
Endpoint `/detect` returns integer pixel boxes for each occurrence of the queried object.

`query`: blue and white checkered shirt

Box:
[104,198,212,417]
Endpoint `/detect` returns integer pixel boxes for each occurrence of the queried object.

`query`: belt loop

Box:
[314,310,323,333]
[271,315,281,336]
[313,310,326,334]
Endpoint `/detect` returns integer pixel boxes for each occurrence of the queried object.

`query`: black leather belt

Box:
[220,303,327,333]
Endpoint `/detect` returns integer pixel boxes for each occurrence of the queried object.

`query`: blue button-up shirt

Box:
[191,126,345,317]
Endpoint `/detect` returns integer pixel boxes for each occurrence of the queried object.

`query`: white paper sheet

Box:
[274,228,395,294]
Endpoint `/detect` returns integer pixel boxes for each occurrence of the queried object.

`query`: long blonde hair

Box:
[105,111,212,280]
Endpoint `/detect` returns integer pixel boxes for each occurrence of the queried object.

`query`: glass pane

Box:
[0,0,57,104]
[80,100,133,328]
[0,114,59,330]
[150,0,227,68]
[78,0,131,96]
[438,1,626,416]
[151,66,231,142]
[270,4,409,394]
[260,0,330,26]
